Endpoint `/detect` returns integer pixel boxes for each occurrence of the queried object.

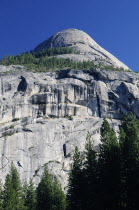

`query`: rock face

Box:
[35,28,129,70]
[0,64,139,188]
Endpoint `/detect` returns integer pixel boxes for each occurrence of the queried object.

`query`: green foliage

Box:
[37,167,66,210]
[67,147,83,210]
[0,47,78,66]
[0,47,82,72]
[1,56,96,72]
[0,181,3,210]
[31,47,79,58]
[0,164,66,210]
[66,119,122,210]
[1,114,139,210]
[119,113,139,209]
[51,178,66,210]
[12,118,20,122]
[10,125,14,129]
[68,115,73,120]
[23,179,37,210]
[98,118,120,210]
[100,117,112,144]
[83,133,98,210]
[3,163,25,210]
[0,47,126,72]
[66,116,139,210]
[101,64,125,71]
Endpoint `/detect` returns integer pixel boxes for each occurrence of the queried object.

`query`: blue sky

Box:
[0,0,139,71]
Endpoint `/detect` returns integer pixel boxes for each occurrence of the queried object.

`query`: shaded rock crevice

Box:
[17,76,28,92]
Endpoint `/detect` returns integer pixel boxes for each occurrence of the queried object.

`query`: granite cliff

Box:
[0,29,135,189]
[0,64,138,189]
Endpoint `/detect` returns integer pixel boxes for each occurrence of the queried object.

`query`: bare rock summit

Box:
[35,28,129,70]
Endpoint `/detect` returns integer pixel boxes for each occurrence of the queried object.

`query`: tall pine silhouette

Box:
[67,146,83,210]
[83,133,98,210]
[119,113,139,209]
[98,118,120,210]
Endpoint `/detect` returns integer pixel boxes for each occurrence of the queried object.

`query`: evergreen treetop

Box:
[3,163,25,210]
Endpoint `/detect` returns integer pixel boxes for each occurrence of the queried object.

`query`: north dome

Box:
[34,28,98,51]
[34,28,129,70]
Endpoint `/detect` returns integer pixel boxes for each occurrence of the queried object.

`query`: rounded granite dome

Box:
[34,28,98,52]
[34,28,129,70]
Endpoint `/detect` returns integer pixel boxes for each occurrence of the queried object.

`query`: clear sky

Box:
[0,0,139,71]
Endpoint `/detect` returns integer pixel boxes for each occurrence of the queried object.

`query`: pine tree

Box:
[0,181,3,210]
[37,167,66,210]
[51,178,66,210]
[119,113,139,209]
[3,163,25,210]
[37,167,54,210]
[23,179,37,210]
[67,146,83,210]
[98,118,120,210]
[83,133,98,210]
[23,181,28,207]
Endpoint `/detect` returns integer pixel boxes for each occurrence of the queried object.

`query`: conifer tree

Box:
[23,179,37,210]
[98,118,120,210]
[67,146,83,210]
[37,167,66,210]
[119,113,139,209]
[23,181,28,206]
[0,181,3,210]
[83,133,98,210]
[37,167,54,210]
[3,163,25,210]
[52,178,66,210]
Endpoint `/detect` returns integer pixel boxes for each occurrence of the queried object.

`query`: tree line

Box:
[67,113,139,210]
[0,47,125,72]
[0,163,66,210]
[0,113,138,209]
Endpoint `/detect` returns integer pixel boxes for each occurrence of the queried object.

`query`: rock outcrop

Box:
[0,65,138,188]
[34,28,129,70]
